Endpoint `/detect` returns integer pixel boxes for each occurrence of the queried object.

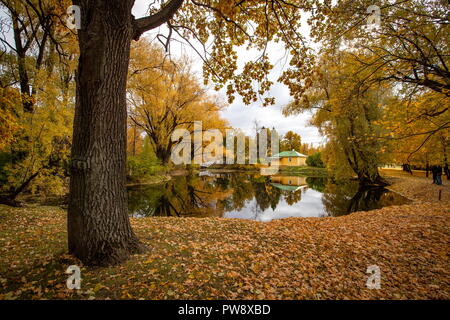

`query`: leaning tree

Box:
[68,0,310,265]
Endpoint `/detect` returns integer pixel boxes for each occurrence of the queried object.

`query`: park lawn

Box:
[276,166,327,177]
[208,165,328,177]
[0,175,449,300]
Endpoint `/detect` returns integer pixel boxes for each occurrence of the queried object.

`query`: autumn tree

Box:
[286,0,449,100]
[381,90,449,177]
[127,40,227,165]
[0,0,73,111]
[66,0,310,265]
[285,51,389,185]
[281,0,449,184]
[280,130,302,152]
[0,87,20,152]
[0,0,76,205]
[299,143,322,156]
[292,0,449,159]
[306,152,324,168]
[278,1,448,178]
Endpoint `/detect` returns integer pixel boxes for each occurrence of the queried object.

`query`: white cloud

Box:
[132,1,324,146]
[219,96,323,145]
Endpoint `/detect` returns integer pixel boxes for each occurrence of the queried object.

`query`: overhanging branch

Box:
[132,0,184,41]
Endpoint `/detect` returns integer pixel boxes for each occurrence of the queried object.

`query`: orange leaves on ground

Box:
[0,174,449,300]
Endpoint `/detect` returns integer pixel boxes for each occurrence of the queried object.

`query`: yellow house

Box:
[270,150,307,166]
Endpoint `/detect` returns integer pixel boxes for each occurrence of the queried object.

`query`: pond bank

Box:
[381,169,449,203]
[207,165,328,177]
[0,172,448,300]
[126,174,172,187]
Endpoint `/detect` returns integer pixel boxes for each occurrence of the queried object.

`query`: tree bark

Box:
[68,0,184,265]
[68,0,143,266]
[156,146,172,166]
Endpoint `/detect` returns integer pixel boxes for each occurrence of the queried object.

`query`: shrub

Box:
[127,155,164,182]
[306,152,325,168]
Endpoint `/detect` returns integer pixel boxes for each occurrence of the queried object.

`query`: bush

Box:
[306,152,325,168]
[127,155,164,182]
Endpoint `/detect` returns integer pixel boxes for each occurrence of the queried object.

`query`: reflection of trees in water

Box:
[284,190,302,205]
[128,173,408,218]
[268,185,282,210]
[242,175,284,219]
[252,178,272,212]
[153,193,181,216]
[322,182,358,216]
[322,181,395,216]
[346,187,387,213]
[128,175,214,217]
[250,176,285,212]
[306,177,326,192]
[221,174,254,211]
[214,176,230,191]
[129,173,309,217]
[128,186,165,217]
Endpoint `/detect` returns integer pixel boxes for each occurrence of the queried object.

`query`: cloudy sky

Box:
[132,1,324,145]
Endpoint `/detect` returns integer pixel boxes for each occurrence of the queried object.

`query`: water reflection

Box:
[128,171,410,221]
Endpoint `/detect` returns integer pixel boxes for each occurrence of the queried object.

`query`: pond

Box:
[128,171,411,221]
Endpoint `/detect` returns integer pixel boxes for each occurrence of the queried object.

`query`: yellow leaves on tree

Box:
[127,39,228,165]
[0,88,21,151]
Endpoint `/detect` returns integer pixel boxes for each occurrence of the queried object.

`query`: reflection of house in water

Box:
[270,175,307,192]
[199,170,214,177]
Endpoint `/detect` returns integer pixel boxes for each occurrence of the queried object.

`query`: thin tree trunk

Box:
[0,170,39,207]
[132,125,137,157]
[68,0,143,266]
[11,12,33,113]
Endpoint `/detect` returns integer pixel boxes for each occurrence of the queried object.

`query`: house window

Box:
[288,157,292,162]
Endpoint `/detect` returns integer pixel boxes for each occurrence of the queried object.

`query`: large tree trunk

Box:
[68,0,143,266]
[156,146,172,166]
[356,170,388,187]
[345,147,388,186]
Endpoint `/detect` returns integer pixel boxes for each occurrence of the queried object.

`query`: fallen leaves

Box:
[0,174,449,300]
[382,169,449,203]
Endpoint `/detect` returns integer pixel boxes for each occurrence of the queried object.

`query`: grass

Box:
[276,166,327,177]
[126,174,171,187]
[208,164,328,177]
[208,164,262,171]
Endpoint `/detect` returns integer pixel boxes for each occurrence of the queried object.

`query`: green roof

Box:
[271,150,307,158]
[270,183,302,192]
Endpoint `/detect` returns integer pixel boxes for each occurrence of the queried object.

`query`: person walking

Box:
[436,165,443,185]
[431,165,437,184]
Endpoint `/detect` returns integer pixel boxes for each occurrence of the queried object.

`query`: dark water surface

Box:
[128,171,410,221]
